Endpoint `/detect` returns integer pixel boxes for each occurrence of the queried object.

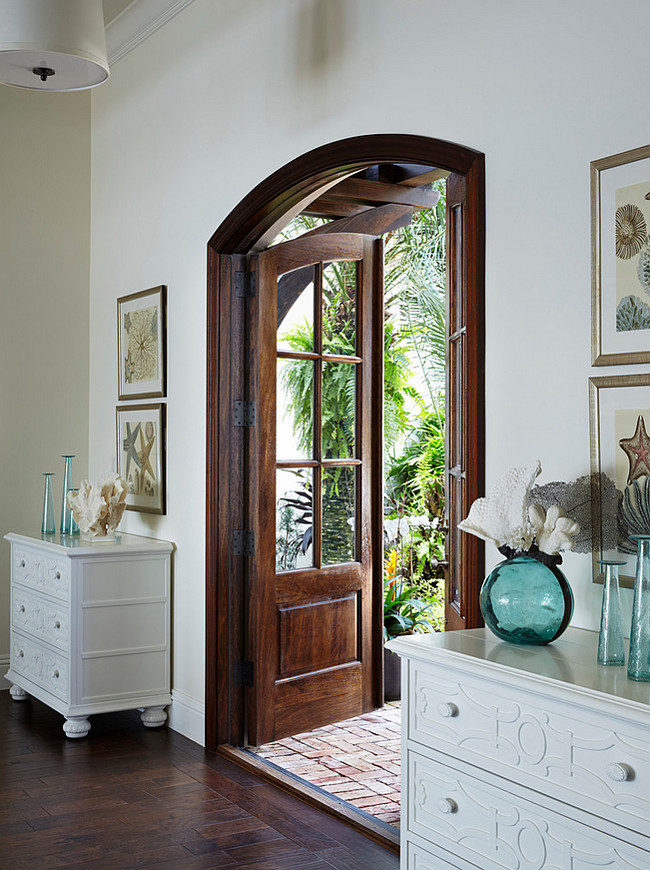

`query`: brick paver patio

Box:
[255,702,402,826]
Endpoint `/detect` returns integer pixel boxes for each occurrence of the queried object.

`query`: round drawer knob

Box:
[53,670,59,679]
[55,571,61,580]
[438,702,458,718]
[54,620,60,629]
[19,649,24,658]
[438,798,457,814]
[19,604,25,612]
[19,560,25,568]
[607,762,634,782]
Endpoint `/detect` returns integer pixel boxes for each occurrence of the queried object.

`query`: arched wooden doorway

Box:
[206,134,485,751]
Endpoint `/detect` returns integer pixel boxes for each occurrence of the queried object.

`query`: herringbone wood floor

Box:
[0,691,398,869]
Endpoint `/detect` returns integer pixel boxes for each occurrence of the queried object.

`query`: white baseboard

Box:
[167,688,204,746]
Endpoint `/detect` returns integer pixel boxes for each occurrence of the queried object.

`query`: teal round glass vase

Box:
[480,554,574,645]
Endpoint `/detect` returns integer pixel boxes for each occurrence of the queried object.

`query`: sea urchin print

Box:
[616,294,650,331]
[616,203,647,259]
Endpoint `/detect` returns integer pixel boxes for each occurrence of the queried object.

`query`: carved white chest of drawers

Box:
[387,627,650,870]
[5,532,173,738]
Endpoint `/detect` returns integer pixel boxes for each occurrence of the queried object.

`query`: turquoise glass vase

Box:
[60,454,75,534]
[628,535,650,682]
[479,554,574,645]
[597,560,625,666]
[41,472,55,536]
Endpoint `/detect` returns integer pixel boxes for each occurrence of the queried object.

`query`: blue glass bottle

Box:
[479,554,574,645]
[60,454,75,534]
[41,472,55,535]
[597,560,625,666]
[628,535,650,682]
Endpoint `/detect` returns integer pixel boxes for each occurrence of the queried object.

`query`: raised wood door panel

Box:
[247,233,382,746]
[445,171,484,632]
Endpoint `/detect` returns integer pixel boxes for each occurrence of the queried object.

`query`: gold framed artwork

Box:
[589,374,650,587]
[116,403,166,514]
[591,145,650,366]
[117,285,167,399]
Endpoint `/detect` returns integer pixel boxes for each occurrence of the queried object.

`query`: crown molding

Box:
[106,0,197,65]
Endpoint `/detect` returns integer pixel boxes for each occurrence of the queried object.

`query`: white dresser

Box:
[5,532,173,738]
[387,627,650,870]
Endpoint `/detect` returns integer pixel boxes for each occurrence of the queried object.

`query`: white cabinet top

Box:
[5,531,174,557]
[387,627,650,716]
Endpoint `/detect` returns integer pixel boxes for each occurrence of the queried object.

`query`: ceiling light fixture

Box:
[0,0,109,92]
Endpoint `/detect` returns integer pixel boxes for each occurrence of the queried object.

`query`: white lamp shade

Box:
[0,0,109,91]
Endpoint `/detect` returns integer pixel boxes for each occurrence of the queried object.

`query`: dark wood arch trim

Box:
[206,133,485,751]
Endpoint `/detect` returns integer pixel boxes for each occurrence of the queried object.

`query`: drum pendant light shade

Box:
[0,0,109,91]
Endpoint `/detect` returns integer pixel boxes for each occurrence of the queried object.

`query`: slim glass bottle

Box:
[628,535,650,682]
[41,473,55,536]
[597,560,625,666]
[60,454,75,534]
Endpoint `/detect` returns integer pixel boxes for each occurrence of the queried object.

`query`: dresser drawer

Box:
[12,587,69,652]
[409,658,650,837]
[13,546,70,601]
[407,750,650,870]
[10,632,69,701]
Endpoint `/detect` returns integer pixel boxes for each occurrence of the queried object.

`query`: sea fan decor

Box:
[459,461,580,563]
[67,473,127,539]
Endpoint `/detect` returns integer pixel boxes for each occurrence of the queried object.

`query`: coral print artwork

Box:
[117,286,166,400]
[116,404,166,514]
[615,181,650,332]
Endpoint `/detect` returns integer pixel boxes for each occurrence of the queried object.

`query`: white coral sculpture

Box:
[458,461,541,552]
[458,461,580,558]
[68,473,127,538]
[528,504,580,556]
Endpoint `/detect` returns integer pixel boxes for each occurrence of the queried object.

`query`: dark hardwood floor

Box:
[0,691,399,869]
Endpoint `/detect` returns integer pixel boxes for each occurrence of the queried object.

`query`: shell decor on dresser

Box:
[67,473,127,540]
[459,462,580,645]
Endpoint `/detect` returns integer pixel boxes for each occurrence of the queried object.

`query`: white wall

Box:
[0,87,90,678]
[90,0,650,743]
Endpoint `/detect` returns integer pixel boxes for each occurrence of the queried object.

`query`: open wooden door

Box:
[444,173,485,631]
[245,232,384,746]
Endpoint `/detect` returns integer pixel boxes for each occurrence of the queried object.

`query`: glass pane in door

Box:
[277,265,314,353]
[322,261,357,356]
[321,361,356,460]
[276,468,314,572]
[322,466,356,565]
[277,359,313,460]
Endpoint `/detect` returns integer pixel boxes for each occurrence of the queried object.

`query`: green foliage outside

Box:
[276,181,447,635]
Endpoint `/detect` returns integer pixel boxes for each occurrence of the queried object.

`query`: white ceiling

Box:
[103,0,135,25]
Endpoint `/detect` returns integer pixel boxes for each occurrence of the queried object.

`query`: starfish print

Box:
[139,428,156,482]
[122,422,142,480]
[619,415,650,484]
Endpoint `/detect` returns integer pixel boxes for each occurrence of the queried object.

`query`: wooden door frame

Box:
[206,133,485,751]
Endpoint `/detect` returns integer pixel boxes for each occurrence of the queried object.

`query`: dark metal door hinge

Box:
[234,400,256,427]
[233,529,255,556]
[235,270,257,298]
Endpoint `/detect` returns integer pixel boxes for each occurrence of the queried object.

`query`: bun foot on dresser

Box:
[140,706,168,728]
[9,684,28,701]
[63,717,91,739]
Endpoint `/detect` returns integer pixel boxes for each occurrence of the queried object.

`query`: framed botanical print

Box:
[117,285,166,399]
[116,403,166,514]
[592,145,650,365]
[589,374,650,587]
